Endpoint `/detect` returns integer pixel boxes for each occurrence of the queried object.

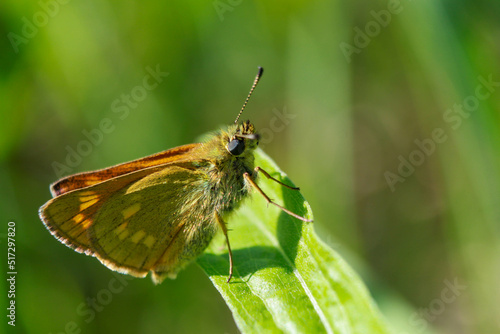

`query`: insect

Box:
[39,67,312,284]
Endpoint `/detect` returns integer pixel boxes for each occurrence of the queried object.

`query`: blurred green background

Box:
[1,0,499,333]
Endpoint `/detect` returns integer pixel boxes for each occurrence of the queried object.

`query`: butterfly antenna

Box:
[234,67,264,124]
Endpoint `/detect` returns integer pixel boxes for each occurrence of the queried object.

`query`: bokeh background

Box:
[1,0,499,333]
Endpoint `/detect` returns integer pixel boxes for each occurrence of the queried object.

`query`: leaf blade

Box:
[197,149,390,334]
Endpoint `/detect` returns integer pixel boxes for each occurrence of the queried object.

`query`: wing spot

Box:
[115,222,129,240]
[130,230,146,244]
[143,235,156,248]
[115,222,128,233]
[79,198,99,211]
[122,203,141,220]
[81,219,92,230]
[73,213,85,224]
[118,229,129,240]
[79,193,99,202]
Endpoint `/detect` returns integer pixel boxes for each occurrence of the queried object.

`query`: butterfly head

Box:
[226,120,259,157]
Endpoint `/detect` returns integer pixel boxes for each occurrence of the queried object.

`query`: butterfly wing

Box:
[90,163,219,283]
[40,163,173,256]
[40,158,219,283]
[51,144,199,196]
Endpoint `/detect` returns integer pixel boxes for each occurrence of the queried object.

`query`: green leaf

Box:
[197,149,390,334]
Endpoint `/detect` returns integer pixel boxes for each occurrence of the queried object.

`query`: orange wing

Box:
[50,143,199,196]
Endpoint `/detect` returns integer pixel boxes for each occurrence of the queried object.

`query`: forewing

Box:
[40,164,170,256]
[51,144,199,196]
[40,161,210,280]
[91,163,209,278]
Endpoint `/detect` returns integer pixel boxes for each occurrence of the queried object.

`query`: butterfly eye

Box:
[227,139,245,156]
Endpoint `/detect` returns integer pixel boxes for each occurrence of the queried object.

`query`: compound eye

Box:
[227,139,245,156]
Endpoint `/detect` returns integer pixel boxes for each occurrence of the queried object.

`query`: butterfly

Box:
[39,67,312,284]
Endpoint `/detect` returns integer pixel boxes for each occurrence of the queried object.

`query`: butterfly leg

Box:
[243,172,313,223]
[215,211,234,283]
[254,166,300,190]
